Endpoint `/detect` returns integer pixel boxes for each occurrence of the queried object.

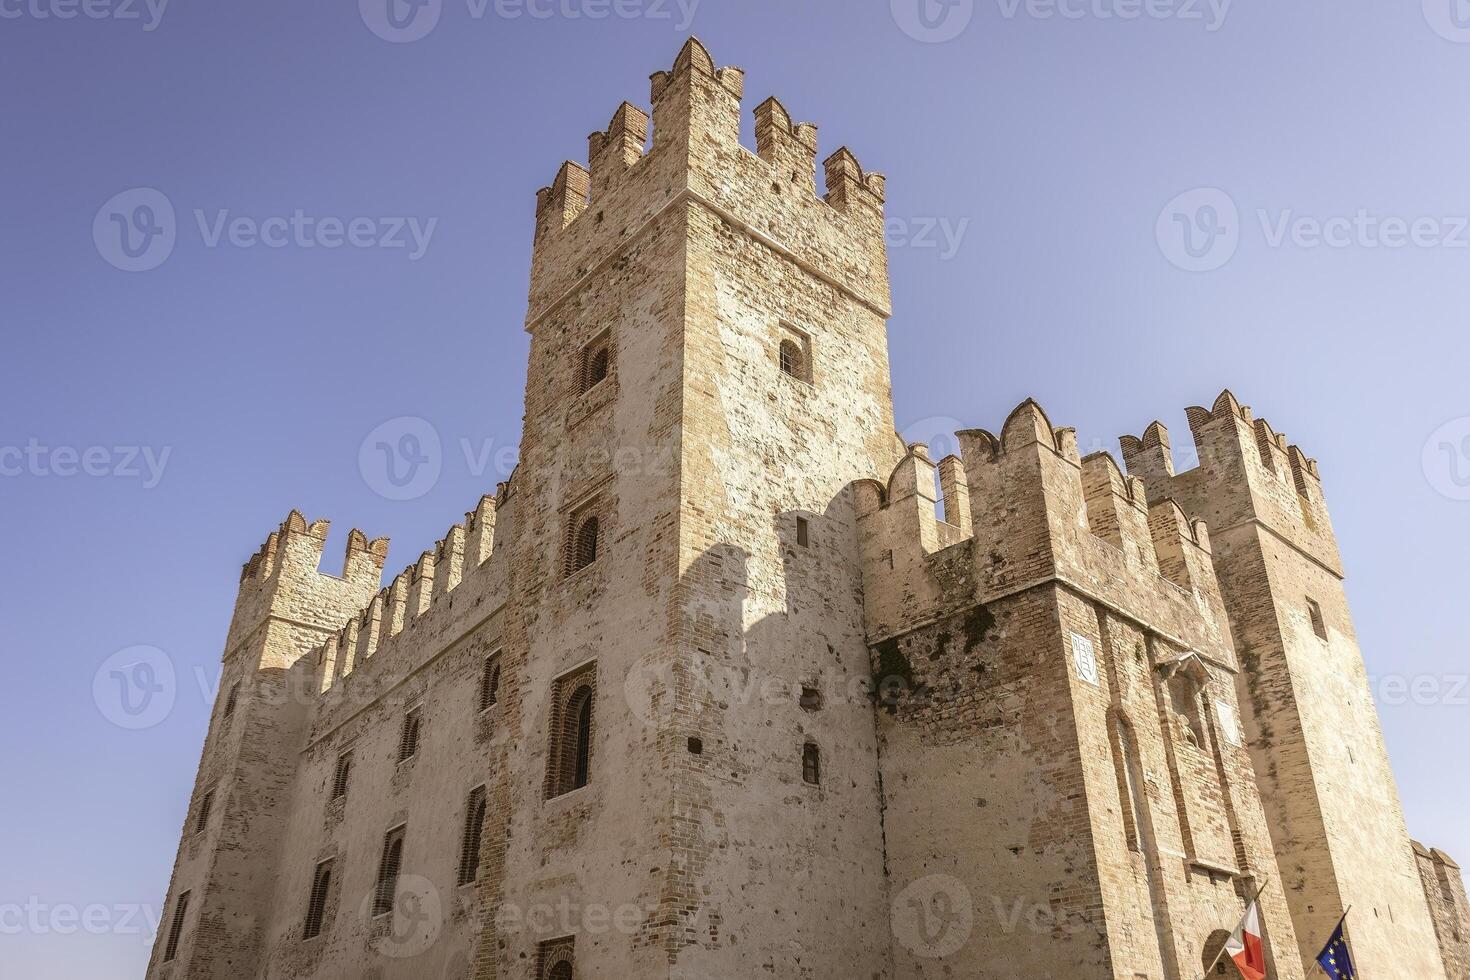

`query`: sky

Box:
[4,1,1470,976]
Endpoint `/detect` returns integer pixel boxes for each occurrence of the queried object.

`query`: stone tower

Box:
[1122,393,1449,978]
[472,38,897,978]
[143,515,386,977]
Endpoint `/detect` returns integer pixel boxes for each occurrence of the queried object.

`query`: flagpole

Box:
[1200,878,1272,980]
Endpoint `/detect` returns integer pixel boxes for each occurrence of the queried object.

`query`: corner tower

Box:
[475,40,898,978]
[1122,392,1447,978]
[145,513,387,979]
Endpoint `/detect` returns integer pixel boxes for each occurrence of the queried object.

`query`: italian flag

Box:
[1223,901,1268,980]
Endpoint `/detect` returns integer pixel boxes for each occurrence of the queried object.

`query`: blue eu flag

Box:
[1316,914,1357,980]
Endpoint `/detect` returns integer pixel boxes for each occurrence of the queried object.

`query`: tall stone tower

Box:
[1122,392,1448,978]
[144,515,386,977]
[473,38,898,978]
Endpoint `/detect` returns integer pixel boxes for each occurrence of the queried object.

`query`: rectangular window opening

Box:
[303,859,333,939]
[163,890,190,962]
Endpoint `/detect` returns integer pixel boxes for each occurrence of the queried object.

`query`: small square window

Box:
[777,326,813,384]
[1307,598,1327,640]
[687,736,703,755]
[799,686,822,711]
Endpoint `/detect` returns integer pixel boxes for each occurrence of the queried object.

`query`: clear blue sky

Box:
[4,2,1469,976]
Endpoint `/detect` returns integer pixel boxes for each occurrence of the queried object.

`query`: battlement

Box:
[315,491,505,694]
[237,510,388,585]
[857,399,1232,661]
[526,38,890,322]
[1121,389,1340,575]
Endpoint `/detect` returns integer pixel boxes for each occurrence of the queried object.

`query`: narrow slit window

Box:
[194,790,213,835]
[331,751,352,800]
[1307,598,1327,640]
[795,517,809,548]
[223,681,239,718]
[457,786,488,885]
[802,742,821,785]
[479,655,501,712]
[163,890,190,962]
[302,859,333,939]
[398,708,422,762]
[373,826,406,916]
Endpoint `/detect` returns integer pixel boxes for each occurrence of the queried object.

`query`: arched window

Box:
[479,656,501,711]
[373,827,405,916]
[579,343,608,393]
[570,516,599,574]
[779,338,803,379]
[546,668,597,799]
[572,694,593,789]
[802,742,821,785]
[457,786,487,885]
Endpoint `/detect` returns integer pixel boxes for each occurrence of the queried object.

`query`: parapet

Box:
[317,491,506,693]
[527,38,890,320]
[227,511,389,657]
[857,399,1231,658]
[1120,389,1340,575]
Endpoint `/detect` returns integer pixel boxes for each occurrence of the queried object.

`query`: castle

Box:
[146,40,1469,980]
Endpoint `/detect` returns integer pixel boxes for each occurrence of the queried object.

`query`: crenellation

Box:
[753,96,818,193]
[587,101,650,200]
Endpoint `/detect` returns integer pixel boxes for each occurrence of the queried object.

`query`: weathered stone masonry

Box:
[146,39,1463,980]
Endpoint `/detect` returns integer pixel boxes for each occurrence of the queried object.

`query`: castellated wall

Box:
[857,401,1302,980]
[1415,843,1470,979]
[147,38,1468,980]
[1122,392,1449,978]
